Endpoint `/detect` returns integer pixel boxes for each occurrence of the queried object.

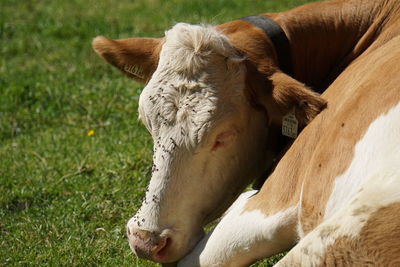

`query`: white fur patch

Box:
[138,23,245,147]
[161,23,243,76]
[179,191,298,267]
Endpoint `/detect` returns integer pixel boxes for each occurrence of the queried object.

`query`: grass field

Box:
[1,0,315,266]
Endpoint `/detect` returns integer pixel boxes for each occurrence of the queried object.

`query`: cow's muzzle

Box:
[127,227,172,262]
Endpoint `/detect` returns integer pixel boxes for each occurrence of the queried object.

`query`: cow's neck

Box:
[271,0,386,92]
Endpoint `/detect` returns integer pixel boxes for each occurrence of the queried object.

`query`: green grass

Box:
[1,0,315,265]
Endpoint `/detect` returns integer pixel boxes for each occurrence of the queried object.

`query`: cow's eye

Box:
[211,130,236,151]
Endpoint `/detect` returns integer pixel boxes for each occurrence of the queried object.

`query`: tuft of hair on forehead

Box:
[161,23,242,76]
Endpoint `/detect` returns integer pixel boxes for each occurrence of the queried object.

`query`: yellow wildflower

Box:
[87,129,95,136]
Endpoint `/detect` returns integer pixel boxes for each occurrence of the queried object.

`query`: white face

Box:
[126,24,271,263]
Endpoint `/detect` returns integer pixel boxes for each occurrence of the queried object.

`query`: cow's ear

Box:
[245,63,326,128]
[92,36,163,83]
[268,72,327,127]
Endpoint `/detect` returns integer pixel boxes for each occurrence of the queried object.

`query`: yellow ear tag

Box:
[282,109,298,138]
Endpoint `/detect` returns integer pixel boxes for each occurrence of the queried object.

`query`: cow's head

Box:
[92,23,326,263]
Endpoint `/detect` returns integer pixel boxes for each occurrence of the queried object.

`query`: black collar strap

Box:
[241,15,292,76]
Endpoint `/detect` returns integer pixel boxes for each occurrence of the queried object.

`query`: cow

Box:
[92,7,326,265]
[92,0,400,265]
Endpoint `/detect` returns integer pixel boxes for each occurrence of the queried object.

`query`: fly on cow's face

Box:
[170,137,177,147]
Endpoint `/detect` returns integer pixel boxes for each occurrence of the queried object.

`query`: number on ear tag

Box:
[282,111,298,138]
[124,64,145,79]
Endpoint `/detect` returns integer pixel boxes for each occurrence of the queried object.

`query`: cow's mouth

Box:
[154,237,171,261]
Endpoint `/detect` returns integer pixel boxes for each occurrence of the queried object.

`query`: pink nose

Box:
[127,228,171,262]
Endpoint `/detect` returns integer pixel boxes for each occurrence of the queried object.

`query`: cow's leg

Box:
[178,190,298,267]
[276,163,400,267]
